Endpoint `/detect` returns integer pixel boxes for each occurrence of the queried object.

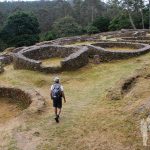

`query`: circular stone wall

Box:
[0,86,45,116]
[13,44,89,73]
[91,42,145,50]
[118,37,150,44]
[88,42,150,61]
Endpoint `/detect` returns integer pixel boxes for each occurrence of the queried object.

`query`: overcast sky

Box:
[0,0,108,2]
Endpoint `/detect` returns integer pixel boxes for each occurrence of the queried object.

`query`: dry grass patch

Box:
[0,98,22,123]
[106,47,136,51]
[41,58,63,67]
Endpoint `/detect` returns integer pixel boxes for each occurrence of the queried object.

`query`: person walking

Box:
[50,77,66,123]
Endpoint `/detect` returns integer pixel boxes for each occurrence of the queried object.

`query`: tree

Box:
[92,17,110,32]
[135,0,145,29]
[0,11,40,47]
[106,0,122,19]
[109,13,131,30]
[149,0,150,29]
[122,0,136,29]
[0,11,5,28]
[73,0,83,24]
[52,16,82,38]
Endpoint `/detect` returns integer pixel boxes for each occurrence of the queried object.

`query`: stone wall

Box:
[13,41,150,73]
[61,46,89,71]
[13,44,89,73]
[41,30,149,46]
[39,34,102,46]
[23,45,77,60]
[0,54,13,65]
[92,42,144,49]
[0,86,45,114]
[11,29,150,73]
[13,53,41,70]
[121,37,150,41]
[88,42,150,62]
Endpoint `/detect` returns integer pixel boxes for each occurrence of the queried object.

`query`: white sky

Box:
[0,0,108,2]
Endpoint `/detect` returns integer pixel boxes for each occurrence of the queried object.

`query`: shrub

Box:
[86,25,99,35]
[53,16,82,38]
[41,31,56,41]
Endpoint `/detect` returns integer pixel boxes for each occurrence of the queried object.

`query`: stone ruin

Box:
[0,85,45,115]
[0,29,150,74]
[13,45,89,73]
[0,29,150,122]
[12,40,150,73]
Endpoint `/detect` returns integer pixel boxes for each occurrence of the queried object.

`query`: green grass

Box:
[65,41,96,47]
[1,53,150,149]
[107,47,136,51]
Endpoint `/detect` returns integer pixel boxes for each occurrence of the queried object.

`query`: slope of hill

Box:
[0,50,150,149]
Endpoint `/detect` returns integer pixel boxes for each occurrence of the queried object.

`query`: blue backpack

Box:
[51,83,62,99]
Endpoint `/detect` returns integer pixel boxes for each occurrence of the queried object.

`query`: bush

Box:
[41,31,56,41]
[0,11,40,47]
[92,17,110,32]
[86,25,99,35]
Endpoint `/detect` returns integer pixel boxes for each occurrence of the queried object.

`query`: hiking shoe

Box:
[55,116,59,123]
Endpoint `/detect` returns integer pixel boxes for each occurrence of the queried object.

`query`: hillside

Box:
[0,51,150,149]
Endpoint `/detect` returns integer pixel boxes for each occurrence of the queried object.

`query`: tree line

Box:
[0,0,150,51]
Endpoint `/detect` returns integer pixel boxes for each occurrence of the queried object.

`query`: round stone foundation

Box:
[88,42,150,62]
[0,86,45,122]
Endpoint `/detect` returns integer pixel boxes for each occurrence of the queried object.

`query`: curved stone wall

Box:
[121,37,150,40]
[118,36,150,44]
[13,44,89,73]
[88,42,150,62]
[92,42,145,49]
[36,34,102,46]
[0,86,45,114]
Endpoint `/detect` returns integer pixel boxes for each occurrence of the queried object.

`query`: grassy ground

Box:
[65,41,96,47]
[1,52,150,149]
[0,98,22,124]
[41,58,63,67]
[106,47,136,51]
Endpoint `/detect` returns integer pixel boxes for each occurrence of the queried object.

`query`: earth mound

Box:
[106,64,150,116]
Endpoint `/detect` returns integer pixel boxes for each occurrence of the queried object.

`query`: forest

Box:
[0,0,150,50]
